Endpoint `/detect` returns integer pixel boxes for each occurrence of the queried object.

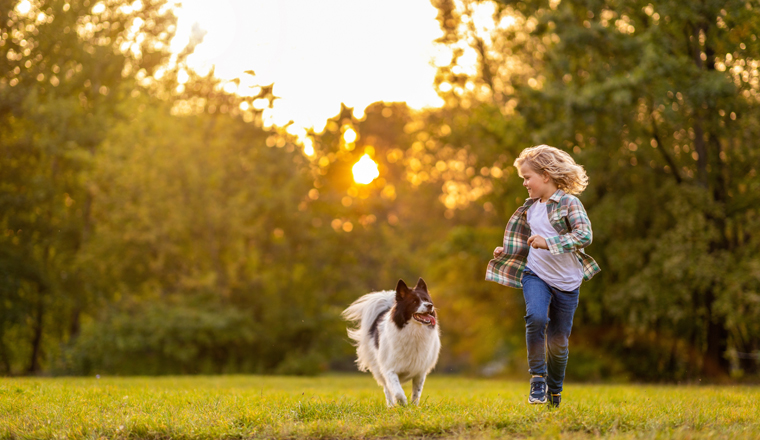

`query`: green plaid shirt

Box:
[486,189,600,288]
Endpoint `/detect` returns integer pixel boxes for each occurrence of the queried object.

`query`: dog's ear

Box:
[415,277,428,292]
[396,279,410,301]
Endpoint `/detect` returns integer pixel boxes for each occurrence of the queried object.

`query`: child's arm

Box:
[545,196,593,255]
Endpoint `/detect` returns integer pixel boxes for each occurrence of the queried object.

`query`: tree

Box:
[64,76,327,373]
[0,0,176,374]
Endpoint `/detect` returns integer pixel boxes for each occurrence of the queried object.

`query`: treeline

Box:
[1,0,759,381]
[0,0,459,376]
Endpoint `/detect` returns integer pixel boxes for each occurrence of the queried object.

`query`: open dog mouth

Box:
[413,312,437,326]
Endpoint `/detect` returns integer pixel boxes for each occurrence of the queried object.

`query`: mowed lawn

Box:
[1,374,758,439]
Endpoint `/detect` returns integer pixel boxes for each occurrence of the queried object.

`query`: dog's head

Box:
[392,278,437,329]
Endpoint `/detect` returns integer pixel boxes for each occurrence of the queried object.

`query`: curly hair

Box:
[514,145,588,195]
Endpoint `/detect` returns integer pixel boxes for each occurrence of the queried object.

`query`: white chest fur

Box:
[378,317,440,382]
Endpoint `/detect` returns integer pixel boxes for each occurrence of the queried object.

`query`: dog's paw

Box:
[394,393,408,406]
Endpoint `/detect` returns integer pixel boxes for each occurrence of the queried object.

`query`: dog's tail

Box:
[341,290,394,345]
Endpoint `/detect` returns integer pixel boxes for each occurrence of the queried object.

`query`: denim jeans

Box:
[521,267,580,394]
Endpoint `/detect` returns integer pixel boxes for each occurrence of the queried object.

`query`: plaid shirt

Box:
[486,189,600,288]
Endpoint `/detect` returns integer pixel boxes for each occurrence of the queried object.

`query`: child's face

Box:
[519,163,556,201]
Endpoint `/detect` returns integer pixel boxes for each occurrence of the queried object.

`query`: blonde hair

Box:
[514,145,588,195]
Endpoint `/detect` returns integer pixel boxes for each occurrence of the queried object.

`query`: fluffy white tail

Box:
[341,290,394,345]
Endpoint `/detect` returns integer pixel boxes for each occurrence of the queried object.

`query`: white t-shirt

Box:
[526,199,583,291]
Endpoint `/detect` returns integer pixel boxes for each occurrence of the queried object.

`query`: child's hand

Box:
[493,246,504,257]
[527,235,548,250]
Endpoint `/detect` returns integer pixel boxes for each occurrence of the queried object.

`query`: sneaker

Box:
[549,393,561,408]
[528,376,547,404]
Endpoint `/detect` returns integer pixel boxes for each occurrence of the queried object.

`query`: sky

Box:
[170,0,446,135]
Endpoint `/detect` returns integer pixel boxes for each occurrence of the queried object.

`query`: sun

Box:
[352,154,379,184]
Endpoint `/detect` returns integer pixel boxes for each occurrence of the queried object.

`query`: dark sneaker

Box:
[528,376,547,404]
[549,393,561,408]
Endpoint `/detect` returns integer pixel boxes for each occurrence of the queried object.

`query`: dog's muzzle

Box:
[413,311,436,326]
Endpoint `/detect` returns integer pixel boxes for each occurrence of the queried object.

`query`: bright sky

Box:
[171,0,446,135]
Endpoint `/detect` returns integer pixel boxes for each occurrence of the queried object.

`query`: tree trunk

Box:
[692,117,709,187]
[0,337,11,375]
[702,289,730,378]
[26,292,45,375]
[69,305,81,341]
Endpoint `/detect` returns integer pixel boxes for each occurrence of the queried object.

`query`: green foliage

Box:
[1,375,759,439]
[60,301,257,375]
[427,226,525,374]
[0,0,176,374]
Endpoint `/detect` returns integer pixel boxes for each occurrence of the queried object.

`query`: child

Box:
[486,145,599,408]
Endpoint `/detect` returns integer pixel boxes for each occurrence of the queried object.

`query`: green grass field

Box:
[1,374,758,439]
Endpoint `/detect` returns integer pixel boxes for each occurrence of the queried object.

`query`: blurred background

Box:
[1,0,759,382]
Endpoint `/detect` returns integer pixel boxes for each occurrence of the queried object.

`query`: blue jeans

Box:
[521,267,580,394]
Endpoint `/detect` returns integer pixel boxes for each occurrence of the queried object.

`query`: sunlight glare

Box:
[16,0,32,14]
[170,0,443,135]
[343,127,357,144]
[499,15,517,29]
[352,154,379,184]
[171,0,237,63]
[302,137,314,156]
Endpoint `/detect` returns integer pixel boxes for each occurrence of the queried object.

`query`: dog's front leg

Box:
[411,374,426,405]
[384,371,407,406]
[383,386,394,407]
[376,375,395,407]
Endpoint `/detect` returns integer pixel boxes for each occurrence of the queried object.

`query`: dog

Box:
[342,278,440,406]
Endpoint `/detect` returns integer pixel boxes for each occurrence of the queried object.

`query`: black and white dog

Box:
[342,278,440,406]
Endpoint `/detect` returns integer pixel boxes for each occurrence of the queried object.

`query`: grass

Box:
[1,374,758,439]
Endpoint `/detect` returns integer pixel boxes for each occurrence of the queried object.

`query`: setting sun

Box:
[352,154,379,184]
